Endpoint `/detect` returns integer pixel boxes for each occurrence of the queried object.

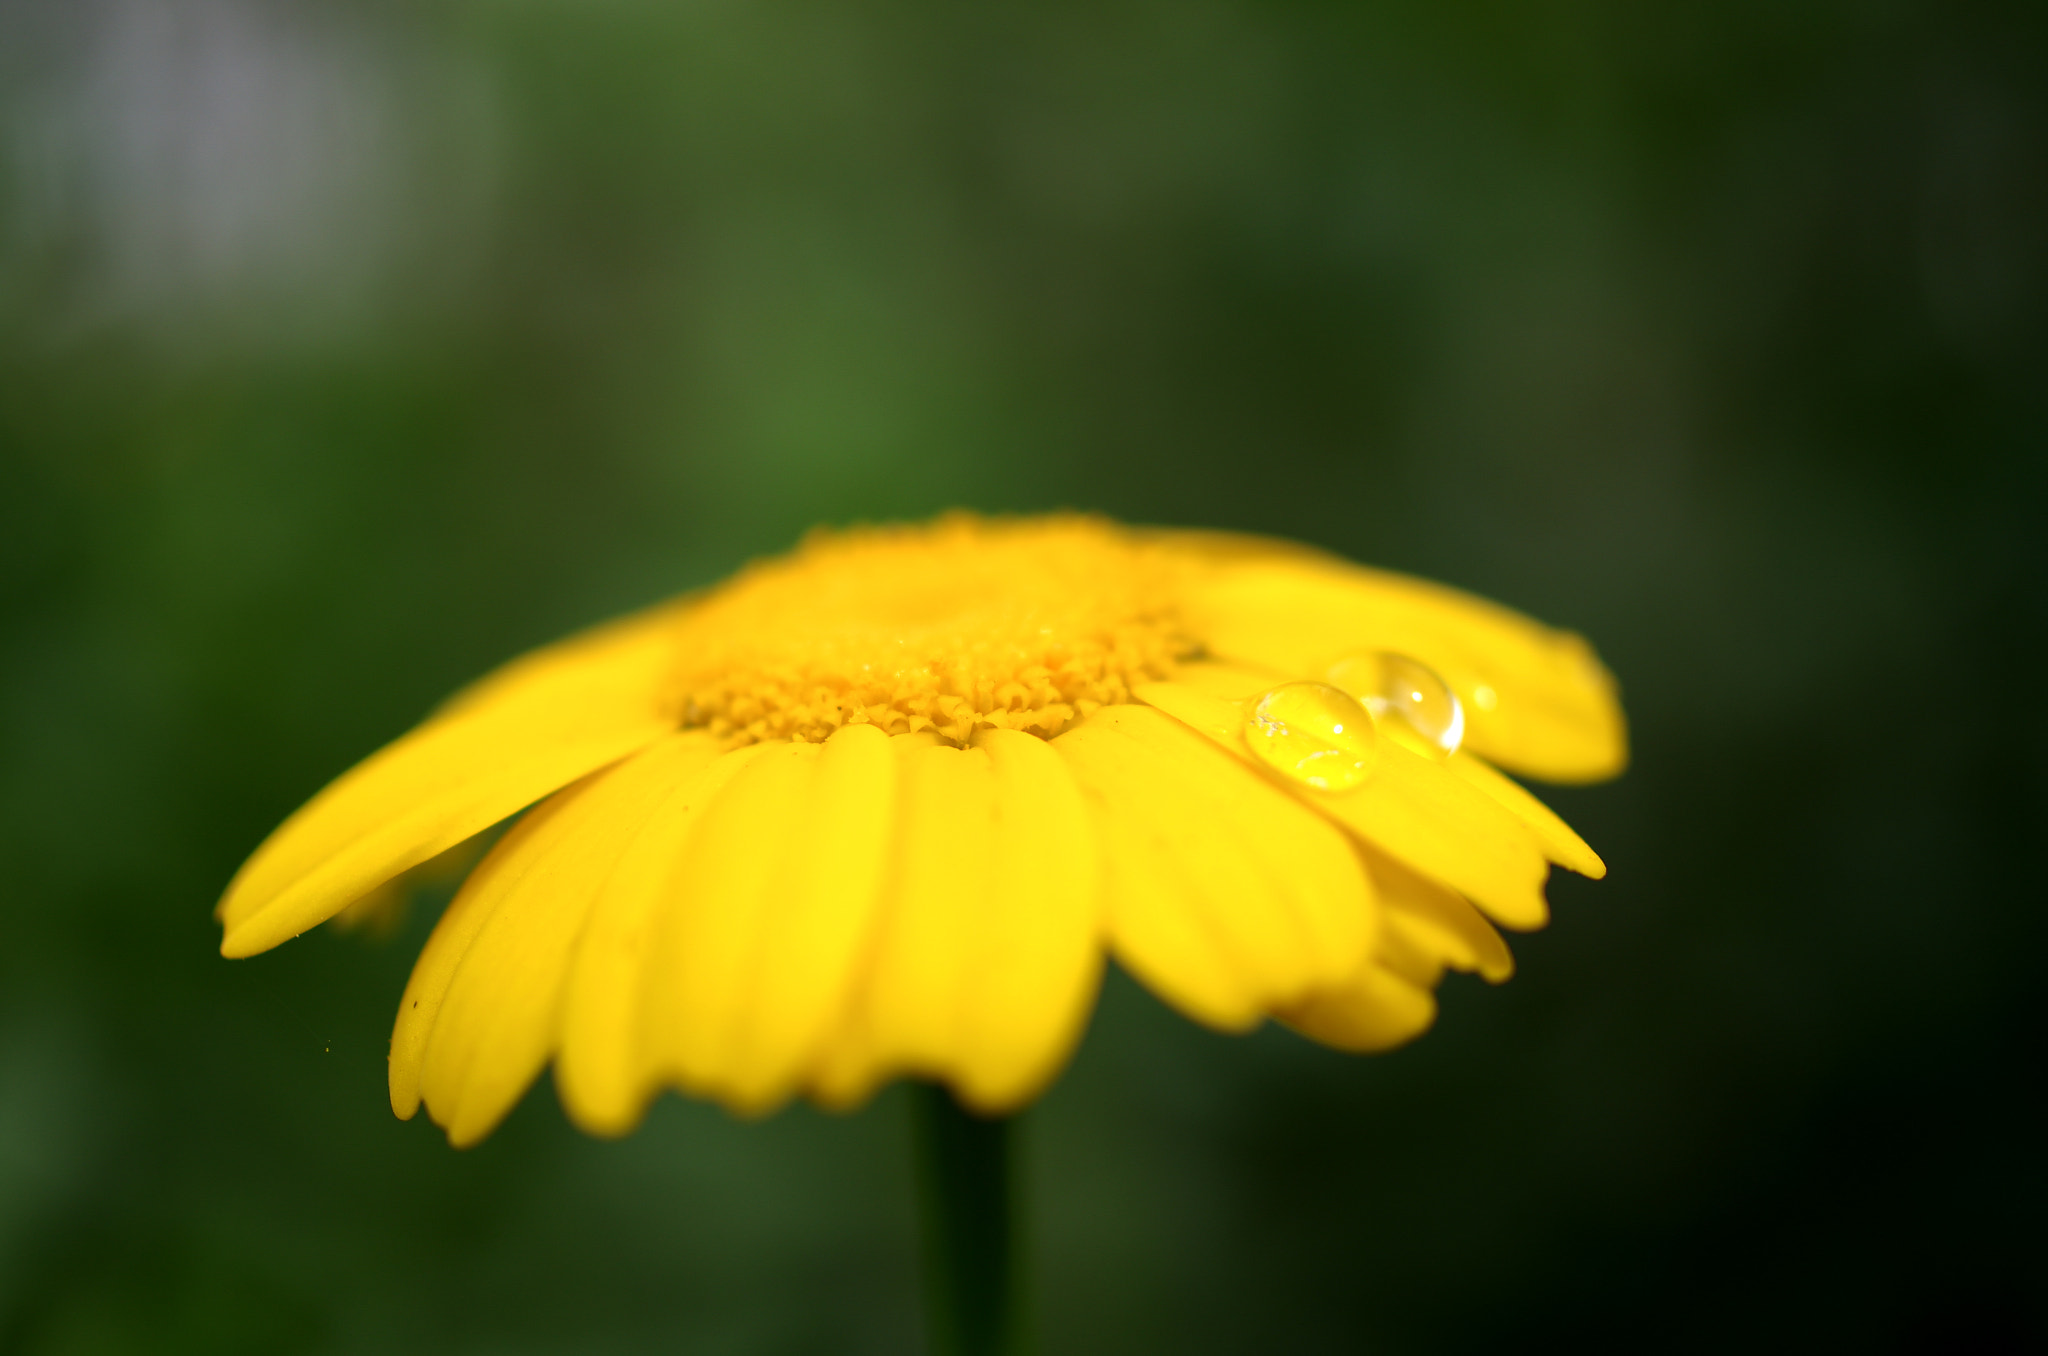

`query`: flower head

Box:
[218,514,1625,1146]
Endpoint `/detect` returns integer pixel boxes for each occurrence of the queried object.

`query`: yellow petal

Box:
[389,831,527,1120]
[1134,679,1552,931]
[1175,548,1627,784]
[1052,705,1374,1030]
[429,598,693,719]
[1446,753,1606,879]
[1367,848,1514,983]
[1370,912,1447,988]
[330,834,487,940]
[1285,852,1515,1054]
[1156,658,1290,700]
[1278,960,1437,1053]
[553,742,768,1137]
[219,604,683,958]
[812,739,994,1104]
[1148,664,1601,879]
[954,729,1103,1110]
[1322,743,1552,930]
[723,724,899,1111]
[813,729,1103,1114]
[641,726,899,1115]
[405,732,710,1147]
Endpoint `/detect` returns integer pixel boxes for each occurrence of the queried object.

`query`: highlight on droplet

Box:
[1242,682,1379,791]
[1324,651,1466,759]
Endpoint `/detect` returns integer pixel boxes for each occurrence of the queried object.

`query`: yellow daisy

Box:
[217,513,1625,1147]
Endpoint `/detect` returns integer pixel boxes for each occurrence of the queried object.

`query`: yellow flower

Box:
[218,514,1625,1146]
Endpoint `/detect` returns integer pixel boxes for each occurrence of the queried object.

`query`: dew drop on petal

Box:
[1325,651,1466,759]
[1243,682,1379,791]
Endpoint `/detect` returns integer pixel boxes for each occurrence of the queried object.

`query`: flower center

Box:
[665,514,1196,745]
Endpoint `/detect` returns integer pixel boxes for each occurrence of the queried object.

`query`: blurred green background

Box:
[3,1,2044,1351]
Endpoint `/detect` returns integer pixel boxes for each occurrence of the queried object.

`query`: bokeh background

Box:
[3,1,2044,1351]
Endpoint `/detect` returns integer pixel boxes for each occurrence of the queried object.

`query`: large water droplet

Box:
[1243,682,1379,791]
[1325,652,1465,759]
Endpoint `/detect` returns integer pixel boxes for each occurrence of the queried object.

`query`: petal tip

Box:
[218,925,270,960]
[556,1075,656,1140]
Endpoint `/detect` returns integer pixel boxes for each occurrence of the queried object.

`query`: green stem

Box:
[911,1083,1024,1356]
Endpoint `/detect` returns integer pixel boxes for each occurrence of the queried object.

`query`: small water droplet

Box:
[1325,652,1465,759]
[1243,682,1379,791]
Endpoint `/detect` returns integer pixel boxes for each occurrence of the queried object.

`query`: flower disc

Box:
[665,514,1197,745]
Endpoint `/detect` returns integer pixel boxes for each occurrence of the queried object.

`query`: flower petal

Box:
[810,739,995,1104]
[1150,662,1598,880]
[1446,753,1606,879]
[953,729,1103,1110]
[389,837,518,1121]
[1134,679,1553,931]
[813,729,1103,1114]
[1278,959,1438,1053]
[219,605,684,958]
[1052,705,1375,1030]
[1308,744,1552,931]
[552,742,768,1136]
[1176,549,1627,783]
[641,726,899,1115]
[402,731,711,1147]
[1367,848,1514,983]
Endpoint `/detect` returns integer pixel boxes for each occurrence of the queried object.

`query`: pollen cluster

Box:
[664,514,1197,745]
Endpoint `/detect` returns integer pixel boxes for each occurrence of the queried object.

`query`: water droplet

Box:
[1325,652,1465,759]
[1243,682,1379,791]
